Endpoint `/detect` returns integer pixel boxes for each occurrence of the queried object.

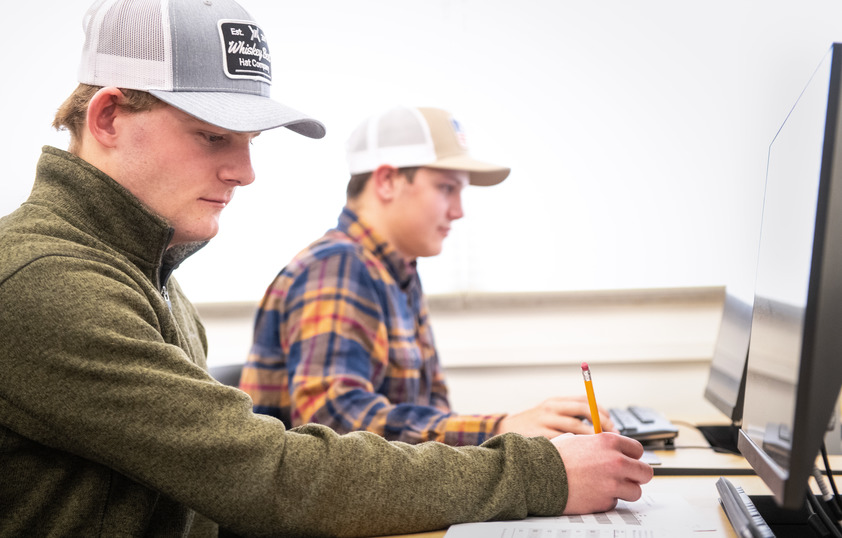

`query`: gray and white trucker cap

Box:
[77,0,325,137]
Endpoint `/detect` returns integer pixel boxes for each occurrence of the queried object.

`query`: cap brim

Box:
[426,155,511,186]
[149,90,326,138]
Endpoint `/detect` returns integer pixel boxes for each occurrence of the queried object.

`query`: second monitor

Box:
[698,291,754,454]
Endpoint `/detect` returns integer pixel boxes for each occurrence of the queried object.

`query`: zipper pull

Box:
[161,285,172,310]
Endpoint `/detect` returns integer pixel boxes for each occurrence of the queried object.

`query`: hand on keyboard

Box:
[496,395,618,438]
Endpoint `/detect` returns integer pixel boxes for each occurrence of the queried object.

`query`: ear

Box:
[85,87,126,148]
[369,164,402,203]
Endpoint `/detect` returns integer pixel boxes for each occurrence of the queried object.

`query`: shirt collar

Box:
[336,206,417,289]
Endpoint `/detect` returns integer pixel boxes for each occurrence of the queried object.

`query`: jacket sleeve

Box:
[0,255,568,537]
[426,338,512,445]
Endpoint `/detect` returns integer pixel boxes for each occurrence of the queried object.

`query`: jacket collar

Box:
[30,147,206,287]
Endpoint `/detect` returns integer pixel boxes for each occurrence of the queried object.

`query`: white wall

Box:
[6,1,842,305]
[197,286,728,421]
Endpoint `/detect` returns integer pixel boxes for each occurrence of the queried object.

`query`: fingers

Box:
[500,396,625,438]
[605,435,654,490]
[542,413,609,436]
[609,465,653,503]
[541,395,612,418]
[612,481,644,504]
[536,397,619,434]
[611,432,646,460]
[554,433,654,515]
[558,418,603,435]
[598,411,617,433]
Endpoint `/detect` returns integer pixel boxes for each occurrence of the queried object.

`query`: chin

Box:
[171,226,219,246]
[421,246,444,258]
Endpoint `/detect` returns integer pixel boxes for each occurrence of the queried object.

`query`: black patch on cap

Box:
[218,20,272,83]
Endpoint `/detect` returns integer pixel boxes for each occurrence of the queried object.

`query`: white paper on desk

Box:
[641,450,661,465]
[444,487,717,537]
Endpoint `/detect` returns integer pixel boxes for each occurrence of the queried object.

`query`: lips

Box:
[200,194,233,207]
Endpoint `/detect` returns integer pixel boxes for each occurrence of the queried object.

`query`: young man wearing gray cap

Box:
[0,0,651,535]
[241,105,617,445]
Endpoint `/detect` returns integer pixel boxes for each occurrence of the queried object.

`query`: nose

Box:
[221,141,256,186]
[448,192,465,221]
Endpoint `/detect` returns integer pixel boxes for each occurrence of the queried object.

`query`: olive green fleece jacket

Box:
[0,147,568,537]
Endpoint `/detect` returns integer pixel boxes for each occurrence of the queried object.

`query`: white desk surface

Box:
[376,419,842,538]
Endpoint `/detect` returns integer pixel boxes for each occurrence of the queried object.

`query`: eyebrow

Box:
[441,172,469,186]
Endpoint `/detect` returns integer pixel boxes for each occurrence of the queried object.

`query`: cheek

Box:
[124,129,176,178]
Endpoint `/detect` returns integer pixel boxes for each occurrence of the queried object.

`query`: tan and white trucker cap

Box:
[345,106,509,186]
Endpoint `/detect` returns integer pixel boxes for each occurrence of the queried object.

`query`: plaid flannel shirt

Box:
[240,207,503,445]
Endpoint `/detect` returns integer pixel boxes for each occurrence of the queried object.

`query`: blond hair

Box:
[53,84,164,154]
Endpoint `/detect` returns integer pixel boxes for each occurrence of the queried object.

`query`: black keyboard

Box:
[716,476,775,538]
[609,405,679,444]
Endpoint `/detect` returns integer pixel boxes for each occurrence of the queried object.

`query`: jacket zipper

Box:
[161,285,172,311]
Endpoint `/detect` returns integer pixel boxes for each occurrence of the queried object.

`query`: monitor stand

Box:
[697,423,741,454]
[749,494,815,538]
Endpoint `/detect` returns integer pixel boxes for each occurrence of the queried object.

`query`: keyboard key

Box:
[629,405,657,424]
[608,405,678,443]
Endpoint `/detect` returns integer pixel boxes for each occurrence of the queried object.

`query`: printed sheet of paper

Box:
[444,486,721,538]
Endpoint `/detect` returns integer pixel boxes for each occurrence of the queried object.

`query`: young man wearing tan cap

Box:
[241,105,617,446]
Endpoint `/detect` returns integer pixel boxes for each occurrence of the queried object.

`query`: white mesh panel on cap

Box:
[78,0,173,90]
[345,118,370,154]
[97,0,166,61]
[377,107,428,148]
[345,106,436,174]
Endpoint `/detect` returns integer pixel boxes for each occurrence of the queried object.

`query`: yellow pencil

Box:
[581,362,602,434]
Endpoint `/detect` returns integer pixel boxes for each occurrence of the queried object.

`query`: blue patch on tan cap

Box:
[450,117,468,148]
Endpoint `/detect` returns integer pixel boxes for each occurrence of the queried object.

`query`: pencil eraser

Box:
[581,362,589,371]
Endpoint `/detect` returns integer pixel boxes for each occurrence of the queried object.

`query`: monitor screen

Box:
[738,42,842,510]
[703,291,753,423]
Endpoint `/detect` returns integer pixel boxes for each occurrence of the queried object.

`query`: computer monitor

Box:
[738,42,842,510]
[697,292,754,454]
[703,291,753,423]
